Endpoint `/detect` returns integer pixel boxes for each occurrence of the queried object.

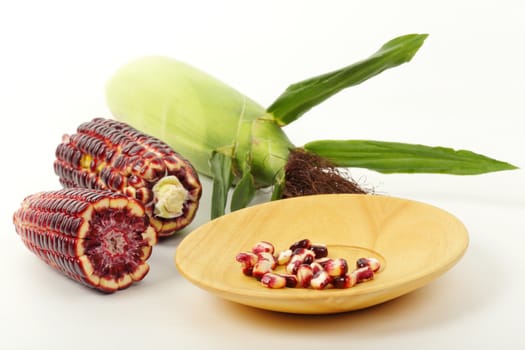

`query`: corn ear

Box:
[106,34,517,218]
[54,118,202,236]
[13,188,157,292]
[106,56,293,188]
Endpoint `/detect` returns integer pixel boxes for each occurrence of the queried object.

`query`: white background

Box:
[1,1,524,349]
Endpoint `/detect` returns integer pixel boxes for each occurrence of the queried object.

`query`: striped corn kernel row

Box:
[13,188,157,293]
[54,118,202,237]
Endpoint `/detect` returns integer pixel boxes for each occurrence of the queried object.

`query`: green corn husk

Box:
[106,55,292,188]
[106,34,517,218]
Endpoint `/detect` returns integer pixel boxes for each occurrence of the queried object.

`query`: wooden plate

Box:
[175,194,469,314]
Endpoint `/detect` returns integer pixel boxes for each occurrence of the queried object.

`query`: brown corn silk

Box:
[12,188,157,293]
[54,118,202,236]
[281,149,367,198]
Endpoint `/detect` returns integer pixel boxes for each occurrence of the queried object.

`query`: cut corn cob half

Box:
[12,188,157,293]
[54,118,202,236]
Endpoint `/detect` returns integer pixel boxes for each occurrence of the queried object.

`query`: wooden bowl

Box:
[175,194,469,314]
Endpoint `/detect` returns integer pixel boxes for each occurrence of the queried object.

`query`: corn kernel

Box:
[278,273,298,288]
[286,259,302,275]
[352,266,374,283]
[276,249,293,265]
[252,241,275,255]
[310,270,331,290]
[310,243,328,259]
[260,273,286,289]
[252,260,274,280]
[257,252,277,269]
[332,274,357,289]
[235,252,258,268]
[323,258,348,277]
[289,238,311,251]
[292,248,316,264]
[356,257,381,272]
[236,251,259,276]
[310,262,324,274]
[296,264,314,288]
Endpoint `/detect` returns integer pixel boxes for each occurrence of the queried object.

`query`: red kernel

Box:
[356,257,381,272]
[352,266,374,283]
[292,248,316,264]
[261,273,286,289]
[324,258,348,277]
[310,262,324,274]
[235,252,258,268]
[286,259,302,275]
[256,252,277,269]
[332,274,357,289]
[278,273,298,288]
[252,241,275,255]
[252,260,273,280]
[310,270,331,290]
[276,249,293,265]
[296,264,314,288]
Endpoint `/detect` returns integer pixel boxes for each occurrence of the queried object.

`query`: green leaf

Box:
[229,113,257,212]
[230,151,256,212]
[267,33,428,126]
[304,140,518,175]
[230,171,256,212]
[270,170,285,201]
[210,148,234,219]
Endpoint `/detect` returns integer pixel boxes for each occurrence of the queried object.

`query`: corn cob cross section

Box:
[13,188,158,293]
[54,118,202,236]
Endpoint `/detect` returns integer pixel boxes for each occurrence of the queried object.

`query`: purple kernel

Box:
[290,239,311,251]
[332,275,352,289]
[310,244,328,259]
[278,274,298,288]
[356,258,369,268]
